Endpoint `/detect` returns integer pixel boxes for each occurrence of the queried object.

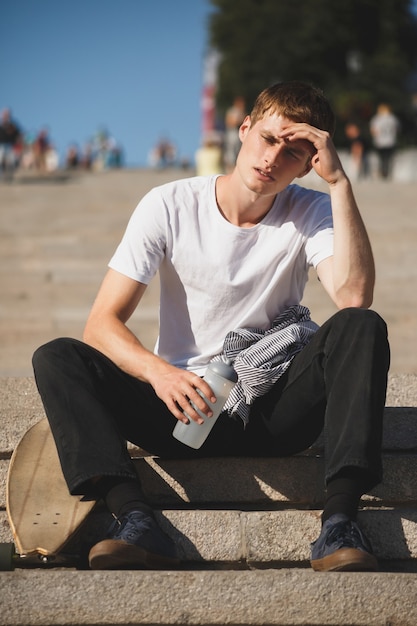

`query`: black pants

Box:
[32,308,390,497]
[376,147,395,179]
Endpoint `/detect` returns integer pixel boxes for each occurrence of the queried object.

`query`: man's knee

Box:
[32,337,80,374]
[331,308,390,369]
[333,307,387,335]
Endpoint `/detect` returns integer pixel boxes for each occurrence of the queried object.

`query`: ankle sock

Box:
[96,477,153,518]
[322,472,363,524]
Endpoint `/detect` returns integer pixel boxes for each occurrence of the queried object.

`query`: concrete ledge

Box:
[1,508,417,565]
[2,452,417,509]
[2,569,417,626]
[1,375,417,453]
[135,453,417,506]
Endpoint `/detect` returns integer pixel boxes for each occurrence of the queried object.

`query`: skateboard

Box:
[0,419,97,570]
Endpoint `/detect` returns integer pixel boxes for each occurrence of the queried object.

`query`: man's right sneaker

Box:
[89,510,180,570]
[310,513,378,572]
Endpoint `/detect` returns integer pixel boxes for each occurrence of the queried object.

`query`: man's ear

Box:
[239,115,252,140]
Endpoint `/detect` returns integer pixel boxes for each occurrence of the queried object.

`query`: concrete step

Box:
[1,375,417,566]
[2,451,417,509]
[2,569,417,626]
[1,375,417,625]
[1,507,417,568]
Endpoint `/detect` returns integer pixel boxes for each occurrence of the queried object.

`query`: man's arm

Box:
[281,123,375,309]
[83,268,216,423]
[315,178,375,309]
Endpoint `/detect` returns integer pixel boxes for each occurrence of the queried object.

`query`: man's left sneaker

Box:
[89,510,180,570]
[310,513,378,572]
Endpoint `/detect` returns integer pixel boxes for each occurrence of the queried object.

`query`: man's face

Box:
[235,113,315,197]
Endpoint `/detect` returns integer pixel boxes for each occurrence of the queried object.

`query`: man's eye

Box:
[286,149,299,159]
[263,135,275,144]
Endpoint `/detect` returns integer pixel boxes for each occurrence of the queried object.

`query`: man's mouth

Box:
[255,167,275,181]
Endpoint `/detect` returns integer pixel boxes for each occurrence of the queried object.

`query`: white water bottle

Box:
[172,358,238,449]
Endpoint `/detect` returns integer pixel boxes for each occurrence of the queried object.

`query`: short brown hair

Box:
[249,81,336,136]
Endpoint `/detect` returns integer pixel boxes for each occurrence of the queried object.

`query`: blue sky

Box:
[1,0,214,167]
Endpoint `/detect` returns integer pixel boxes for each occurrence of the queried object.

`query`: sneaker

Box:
[88,510,180,570]
[310,513,378,572]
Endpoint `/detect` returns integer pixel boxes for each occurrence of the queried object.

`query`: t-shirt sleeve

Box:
[108,187,167,284]
[304,193,334,268]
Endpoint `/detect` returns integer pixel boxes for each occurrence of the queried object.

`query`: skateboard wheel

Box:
[0,542,16,571]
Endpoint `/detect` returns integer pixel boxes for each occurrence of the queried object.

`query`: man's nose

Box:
[264,144,283,167]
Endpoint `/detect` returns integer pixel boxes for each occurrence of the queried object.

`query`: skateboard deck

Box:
[6,418,96,559]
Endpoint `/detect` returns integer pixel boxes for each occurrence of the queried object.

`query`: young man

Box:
[33,81,390,572]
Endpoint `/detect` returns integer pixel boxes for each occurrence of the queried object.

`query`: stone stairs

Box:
[1,375,417,625]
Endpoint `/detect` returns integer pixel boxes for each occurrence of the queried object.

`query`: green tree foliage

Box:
[209,0,417,143]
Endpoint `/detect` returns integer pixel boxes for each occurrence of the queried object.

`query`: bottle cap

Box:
[208,357,238,382]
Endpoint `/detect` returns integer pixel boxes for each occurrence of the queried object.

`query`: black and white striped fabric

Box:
[213,305,319,425]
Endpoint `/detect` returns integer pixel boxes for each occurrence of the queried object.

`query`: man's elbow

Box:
[336,289,374,310]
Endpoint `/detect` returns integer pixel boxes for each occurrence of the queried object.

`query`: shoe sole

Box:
[89,539,180,570]
[311,547,378,572]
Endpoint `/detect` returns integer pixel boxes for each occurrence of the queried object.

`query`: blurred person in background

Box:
[0,108,22,178]
[223,96,246,173]
[65,144,80,169]
[370,104,400,180]
[33,128,51,173]
[344,122,369,181]
[195,132,223,176]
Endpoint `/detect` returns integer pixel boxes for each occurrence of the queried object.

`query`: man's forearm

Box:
[83,314,165,384]
[329,177,375,308]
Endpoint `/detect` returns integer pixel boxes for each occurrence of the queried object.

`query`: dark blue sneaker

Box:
[89,510,180,570]
[310,513,378,572]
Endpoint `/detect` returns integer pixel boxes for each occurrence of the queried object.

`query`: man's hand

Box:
[148,361,217,424]
[280,123,346,186]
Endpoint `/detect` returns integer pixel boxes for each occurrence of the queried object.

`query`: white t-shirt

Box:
[370,113,400,148]
[109,175,333,374]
